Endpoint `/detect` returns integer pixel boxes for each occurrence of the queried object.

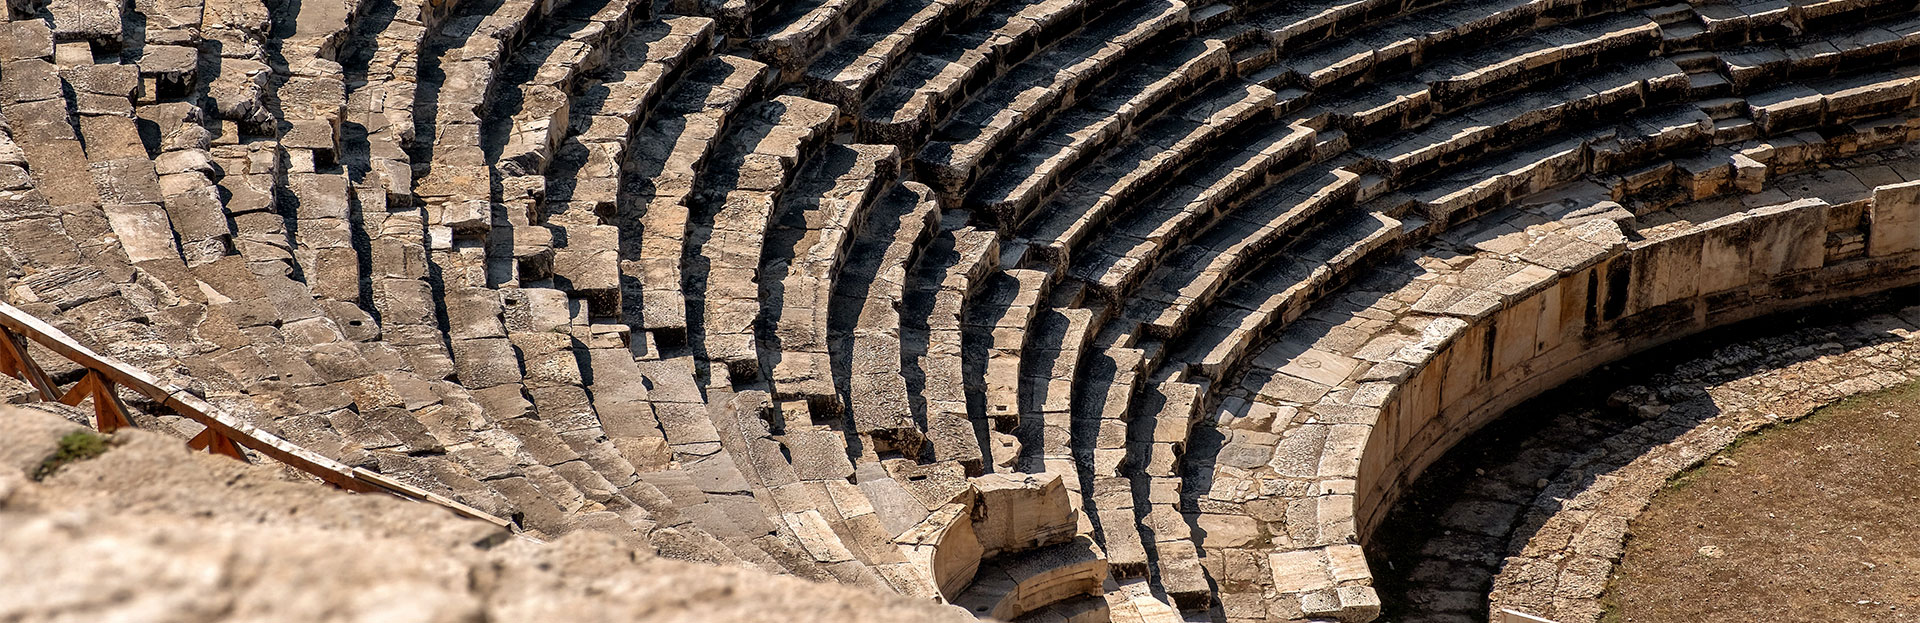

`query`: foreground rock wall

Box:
[0,404,976,623]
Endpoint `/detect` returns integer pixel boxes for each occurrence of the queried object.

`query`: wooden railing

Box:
[0,301,512,529]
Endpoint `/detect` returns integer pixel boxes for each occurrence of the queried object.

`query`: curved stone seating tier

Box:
[620,53,771,337]
[339,0,456,209]
[901,219,1000,472]
[832,181,940,452]
[964,267,1052,444]
[1019,84,1308,269]
[1106,104,1689,380]
[1033,8,1676,300]
[409,0,555,222]
[544,15,714,212]
[490,0,651,180]
[750,0,888,79]
[803,0,990,111]
[915,0,1190,200]
[760,142,900,408]
[1067,121,1318,297]
[1179,105,1920,622]
[1690,0,1920,51]
[1713,11,1920,92]
[976,80,1275,229]
[524,15,713,319]
[856,0,1090,145]
[683,94,838,378]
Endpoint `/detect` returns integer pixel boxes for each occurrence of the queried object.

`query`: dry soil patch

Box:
[1603,381,1920,622]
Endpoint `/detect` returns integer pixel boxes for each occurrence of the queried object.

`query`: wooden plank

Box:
[93,375,134,433]
[351,468,515,529]
[0,302,514,529]
[57,372,98,407]
[1499,609,1561,623]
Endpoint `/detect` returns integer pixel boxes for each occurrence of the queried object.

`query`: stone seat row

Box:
[760,143,903,409]
[1212,117,1920,618]
[915,0,1191,200]
[510,14,714,304]
[1683,0,1920,50]
[1277,13,1661,113]
[3,0,1133,597]
[491,14,716,315]
[857,0,1091,144]
[409,0,552,234]
[900,214,1000,472]
[802,0,989,111]
[1258,0,1665,84]
[1716,9,1920,92]
[749,0,888,79]
[1069,63,1687,360]
[959,8,1655,238]
[33,0,783,565]
[1026,10,1668,305]
[492,0,655,179]
[1065,120,1320,298]
[682,94,840,377]
[624,54,773,337]
[1149,76,1920,618]
[1047,107,1718,611]
[1159,105,1704,376]
[960,36,1250,229]
[1018,84,1307,270]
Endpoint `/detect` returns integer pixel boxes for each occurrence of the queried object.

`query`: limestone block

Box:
[1269,548,1333,593]
[1747,198,1829,277]
[0,20,51,61]
[971,472,1077,557]
[953,537,1109,621]
[897,503,982,600]
[783,510,858,564]
[1678,211,1743,297]
[100,202,179,264]
[1628,227,1704,314]
[1870,180,1920,256]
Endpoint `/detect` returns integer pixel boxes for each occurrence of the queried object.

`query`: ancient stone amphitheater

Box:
[2,0,1920,619]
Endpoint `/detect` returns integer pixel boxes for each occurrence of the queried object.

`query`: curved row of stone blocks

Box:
[4,0,1920,620]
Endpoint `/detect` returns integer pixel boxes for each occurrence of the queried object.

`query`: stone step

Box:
[831,181,941,454]
[620,53,772,337]
[684,94,840,378]
[857,0,1092,144]
[761,143,901,409]
[802,0,992,111]
[917,0,1192,201]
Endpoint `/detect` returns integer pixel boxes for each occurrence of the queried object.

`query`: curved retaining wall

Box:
[1354,180,1920,538]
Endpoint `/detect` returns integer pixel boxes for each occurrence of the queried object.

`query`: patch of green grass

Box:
[33,430,110,480]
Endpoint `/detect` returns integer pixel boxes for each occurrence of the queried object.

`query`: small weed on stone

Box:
[33,431,110,480]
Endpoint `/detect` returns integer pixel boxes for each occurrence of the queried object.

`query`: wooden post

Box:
[0,328,58,401]
[187,427,251,462]
[58,372,135,433]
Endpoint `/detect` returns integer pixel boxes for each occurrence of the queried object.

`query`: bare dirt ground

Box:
[1603,380,1920,623]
